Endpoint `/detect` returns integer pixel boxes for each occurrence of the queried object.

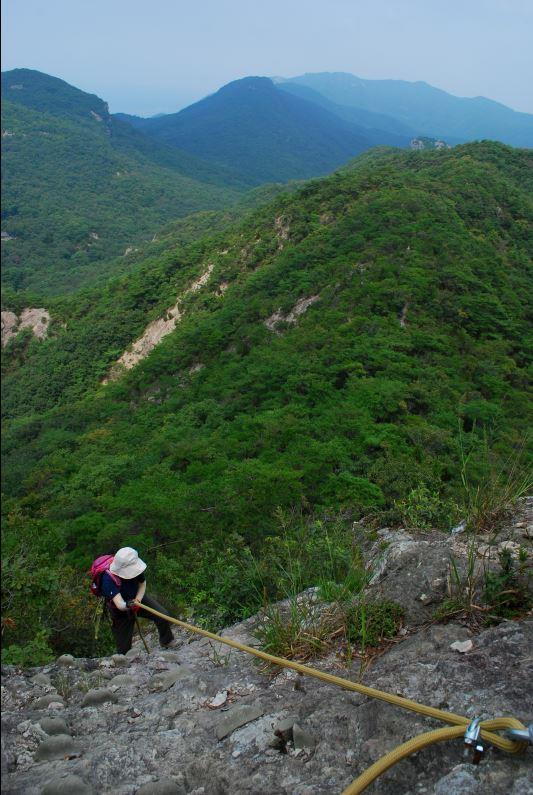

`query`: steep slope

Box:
[1,70,246,295]
[2,519,532,795]
[281,72,533,147]
[122,76,409,185]
[2,143,532,647]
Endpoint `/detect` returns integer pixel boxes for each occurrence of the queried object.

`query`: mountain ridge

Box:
[279,71,533,147]
[120,76,409,185]
[1,69,247,294]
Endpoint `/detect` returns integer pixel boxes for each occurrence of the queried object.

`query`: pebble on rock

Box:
[39,717,69,736]
[109,674,137,687]
[35,734,76,761]
[274,716,297,741]
[31,673,52,687]
[81,688,117,707]
[111,654,130,667]
[292,722,316,751]
[450,639,473,653]
[57,654,76,668]
[34,694,65,709]
[150,668,187,692]
[207,689,228,708]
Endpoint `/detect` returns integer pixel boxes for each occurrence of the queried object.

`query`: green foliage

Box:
[347,599,404,647]
[435,541,531,625]
[458,431,533,533]
[2,630,54,667]
[127,76,409,186]
[2,142,533,655]
[253,598,341,662]
[395,485,449,530]
[150,511,365,632]
[1,70,244,294]
[483,548,532,619]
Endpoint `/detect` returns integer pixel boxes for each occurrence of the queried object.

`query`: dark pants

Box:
[110,594,174,654]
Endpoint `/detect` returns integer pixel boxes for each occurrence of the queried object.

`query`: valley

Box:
[1,8,532,789]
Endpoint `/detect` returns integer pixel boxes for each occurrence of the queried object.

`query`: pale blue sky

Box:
[2,0,532,116]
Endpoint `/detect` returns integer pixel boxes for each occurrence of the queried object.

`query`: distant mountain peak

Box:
[217,75,275,94]
[1,67,109,121]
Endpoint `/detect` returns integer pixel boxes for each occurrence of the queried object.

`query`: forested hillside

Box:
[2,142,532,660]
[1,70,245,295]
[118,76,409,184]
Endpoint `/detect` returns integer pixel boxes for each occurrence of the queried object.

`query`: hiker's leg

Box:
[138,594,174,646]
[111,608,135,654]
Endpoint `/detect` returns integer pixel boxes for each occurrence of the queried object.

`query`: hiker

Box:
[100,547,175,654]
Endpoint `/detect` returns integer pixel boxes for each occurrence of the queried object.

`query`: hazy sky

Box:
[2,0,532,116]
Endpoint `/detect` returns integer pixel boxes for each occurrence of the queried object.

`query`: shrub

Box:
[2,630,54,667]
[347,599,404,647]
[395,484,444,529]
[483,548,532,619]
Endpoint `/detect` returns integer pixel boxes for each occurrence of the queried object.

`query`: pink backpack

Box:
[89,555,121,598]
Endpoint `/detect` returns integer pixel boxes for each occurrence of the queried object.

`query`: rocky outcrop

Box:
[1,308,51,347]
[2,617,531,794]
[2,504,531,794]
[264,295,320,332]
[104,264,215,382]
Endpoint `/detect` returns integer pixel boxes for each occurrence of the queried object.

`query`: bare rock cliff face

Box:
[2,507,532,794]
[1,308,51,347]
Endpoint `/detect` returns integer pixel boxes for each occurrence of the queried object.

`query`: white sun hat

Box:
[109,547,147,579]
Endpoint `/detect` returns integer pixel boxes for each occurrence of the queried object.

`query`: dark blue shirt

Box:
[101,572,145,602]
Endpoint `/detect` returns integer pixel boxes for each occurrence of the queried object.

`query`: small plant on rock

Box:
[347,599,404,648]
[395,484,444,530]
[433,539,482,623]
[458,431,532,534]
[483,548,532,619]
[254,596,342,662]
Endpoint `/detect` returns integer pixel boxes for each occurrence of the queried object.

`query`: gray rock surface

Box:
[215,704,265,740]
[135,780,184,794]
[2,503,532,794]
[41,773,93,794]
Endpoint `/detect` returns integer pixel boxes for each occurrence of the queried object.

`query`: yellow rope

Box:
[341,718,527,795]
[138,602,528,791]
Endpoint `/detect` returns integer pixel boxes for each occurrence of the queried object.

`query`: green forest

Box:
[2,141,532,662]
[1,70,248,295]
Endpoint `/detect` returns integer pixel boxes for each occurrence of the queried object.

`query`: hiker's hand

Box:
[126,600,140,614]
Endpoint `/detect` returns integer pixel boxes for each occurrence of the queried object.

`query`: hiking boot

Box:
[160,638,180,650]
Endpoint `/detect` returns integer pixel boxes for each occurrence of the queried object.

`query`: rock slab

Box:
[216,704,264,740]
[41,774,93,794]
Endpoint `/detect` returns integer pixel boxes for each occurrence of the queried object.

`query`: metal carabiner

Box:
[464,717,484,765]
[504,724,533,745]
